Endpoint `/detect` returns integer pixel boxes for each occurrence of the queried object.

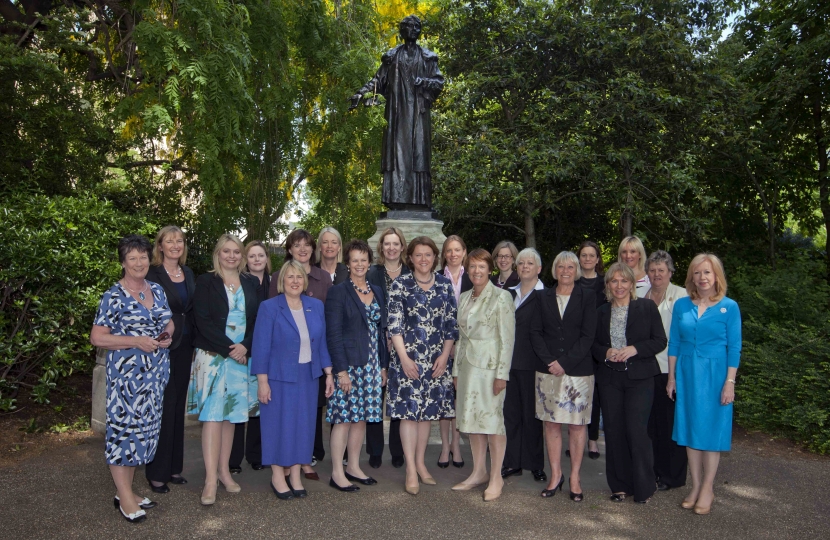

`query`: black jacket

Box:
[146,264,195,351]
[530,285,598,377]
[367,263,411,307]
[508,286,542,371]
[592,298,667,380]
[491,272,520,290]
[192,273,260,358]
[325,281,389,373]
[315,262,349,286]
[576,275,608,308]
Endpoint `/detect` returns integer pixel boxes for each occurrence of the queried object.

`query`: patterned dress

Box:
[386,273,459,421]
[326,301,383,424]
[94,282,172,466]
[187,286,258,422]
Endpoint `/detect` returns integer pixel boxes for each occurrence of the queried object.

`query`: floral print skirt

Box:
[535,372,594,425]
[455,360,505,436]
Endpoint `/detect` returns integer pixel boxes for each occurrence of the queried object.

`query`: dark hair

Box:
[284,229,316,264]
[406,236,440,272]
[118,235,153,277]
[577,240,604,274]
[466,248,494,274]
[344,239,373,264]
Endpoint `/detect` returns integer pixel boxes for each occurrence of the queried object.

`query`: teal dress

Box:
[668,296,741,451]
[187,286,258,422]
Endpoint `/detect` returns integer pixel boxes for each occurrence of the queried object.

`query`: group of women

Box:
[91,227,741,523]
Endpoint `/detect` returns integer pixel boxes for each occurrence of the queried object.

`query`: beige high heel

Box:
[483,487,503,502]
[418,473,437,485]
[452,479,487,491]
[201,481,218,506]
[405,482,420,495]
[219,478,241,493]
[680,499,696,510]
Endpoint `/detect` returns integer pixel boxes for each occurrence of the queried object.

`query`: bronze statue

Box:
[350,15,444,211]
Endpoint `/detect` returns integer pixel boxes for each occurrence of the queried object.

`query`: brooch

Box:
[720,307,727,313]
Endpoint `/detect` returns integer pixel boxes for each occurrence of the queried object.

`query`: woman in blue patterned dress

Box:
[325,239,388,491]
[187,234,260,506]
[91,235,174,523]
[667,253,741,515]
[387,236,459,495]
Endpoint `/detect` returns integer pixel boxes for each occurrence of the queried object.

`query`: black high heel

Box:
[569,481,584,502]
[147,479,169,494]
[437,451,450,468]
[451,451,464,468]
[541,475,565,498]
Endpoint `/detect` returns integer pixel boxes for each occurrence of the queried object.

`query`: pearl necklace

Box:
[351,279,371,295]
[384,261,402,274]
[164,264,182,278]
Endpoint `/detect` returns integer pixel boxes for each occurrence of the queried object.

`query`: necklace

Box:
[351,279,371,295]
[385,261,402,274]
[647,287,665,305]
[164,264,182,278]
[122,279,149,301]
[415,274,434,285]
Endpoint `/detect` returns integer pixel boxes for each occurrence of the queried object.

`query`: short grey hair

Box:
[516,247,542,267]
[551,251,583,281]
[646,250,676,273]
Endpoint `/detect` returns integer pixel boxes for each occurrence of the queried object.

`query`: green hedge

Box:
[730,254,830,454]
[0,191,155,410]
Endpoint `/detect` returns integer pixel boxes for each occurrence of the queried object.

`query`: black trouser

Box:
[230,417,262,468]
[649,373,687,487]
[597,369,656,501]
[588,379,602,441]
[503,369,544,471]
[366,384,403,458]
[146,342,193,482]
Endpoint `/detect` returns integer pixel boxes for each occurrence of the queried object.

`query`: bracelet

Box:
[726,378,736,384]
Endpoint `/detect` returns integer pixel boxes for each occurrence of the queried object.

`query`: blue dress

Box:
[326,300,383,424]
[668,296,742,451]
[386,273,459,421]
[187,286,257,422]
[94,282,172,466]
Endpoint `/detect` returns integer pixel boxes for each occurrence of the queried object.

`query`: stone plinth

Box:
[91,347,107,434]
[368,214,447,254]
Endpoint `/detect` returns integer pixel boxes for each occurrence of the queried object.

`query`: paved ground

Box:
[0,425,827,540]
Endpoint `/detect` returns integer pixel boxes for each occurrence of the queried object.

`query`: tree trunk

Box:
[621,165,633,238]
[522,169,537,248]
[813,91,829,279]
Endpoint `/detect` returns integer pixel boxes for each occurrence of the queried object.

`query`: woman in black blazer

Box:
[145,226,196,493]
[187,234,260,505]
[325,240,389,490]
[530,251,597,501]
[316,227,349,285]
[501,248,547,483]
[592,262,667,504]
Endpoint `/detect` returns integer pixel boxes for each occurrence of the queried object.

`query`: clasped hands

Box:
[399,351,449,380]
[605,346,637,363]
[228,343,248,364]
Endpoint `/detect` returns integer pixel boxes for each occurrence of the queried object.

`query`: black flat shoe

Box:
[391,456,405,468]
[270,482,295,500]
[451,451,464,468]
[169,476,188,485]
[500,467,523,478]
[610,493,627,502]
[656,480,671,491]
[118,506,146,523]
[541,475,565,498]
[113,496,156,510]
[532,470,547,482]
[369,455,382,469]
[251,463,265,471]
[345,472,377,485]
[229,466,242,475]
[286,477,307,498]
[147,479,169,494]
[588,450,600,460]
[329,478,360,492]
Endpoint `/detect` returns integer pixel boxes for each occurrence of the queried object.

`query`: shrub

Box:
[0,191,155,409]
[729,254,830,454]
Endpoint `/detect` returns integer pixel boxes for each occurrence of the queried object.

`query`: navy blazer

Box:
[592,298,667,380]
[325,281,389,373]
[507,286,543,371]
[530,285,597,377]
[250,295,332,382]
[146,264,195,351]
[192,272,259,358]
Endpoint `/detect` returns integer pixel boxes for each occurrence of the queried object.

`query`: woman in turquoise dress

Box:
[667,253,741,516]
[187,234,260,506]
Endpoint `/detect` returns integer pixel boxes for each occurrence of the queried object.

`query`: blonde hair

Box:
[685,253,727,302]
[152,225,188,266]
[315,227,343,264]
[376,227,407,265]
[277,259,308,294]
[491,240,519,270]
[604,262,637,302]
[210,233,246,279]
[618,236,647,276]
[551,251,582,281]
[244,240,272,275]
[442,235,468,268]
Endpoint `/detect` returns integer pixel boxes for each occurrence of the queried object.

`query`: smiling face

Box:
[246,245,268,274]
[555,259,578,287]
[319,232,341,263]
[411,244,436,277]
[693,260,715,297]
[579,246,599,273]
[160,233,185,264]
[382,233,403,264]
[443,240,466,269]
[468,258,490,288]
[289,238,312,265]
[348,249,370,280]
[219,241,242,272]
[122,249,150,281]
[516,255,541,282]
[608,271,633,302]
[496,247,514,273]
[283,266,305,299]
[648,261,672,290]
[620,243,640,270]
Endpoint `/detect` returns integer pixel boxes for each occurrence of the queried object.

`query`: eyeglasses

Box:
[496,255,514,260]
[604,358,628,372]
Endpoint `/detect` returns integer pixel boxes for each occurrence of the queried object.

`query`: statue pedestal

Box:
[91,347,107,434]
[368,213,447,254]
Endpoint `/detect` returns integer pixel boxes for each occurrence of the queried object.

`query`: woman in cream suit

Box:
[452,249,516,501]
